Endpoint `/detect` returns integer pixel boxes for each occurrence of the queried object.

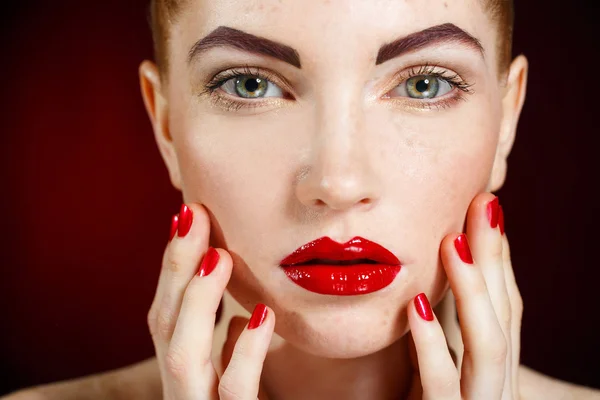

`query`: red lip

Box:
[280,237,401,296]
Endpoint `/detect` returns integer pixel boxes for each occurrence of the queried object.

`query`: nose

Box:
[295,101,381,212]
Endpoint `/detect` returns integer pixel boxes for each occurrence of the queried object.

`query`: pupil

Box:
[245,78,260,93]
[416,79,430,93]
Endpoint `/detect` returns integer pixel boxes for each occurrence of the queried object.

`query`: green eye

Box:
[235,76,268,98]
[391,75,453,99]
[219,74,284,99]
[406,76,440,98]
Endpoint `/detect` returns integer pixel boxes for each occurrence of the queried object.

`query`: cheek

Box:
[174,111,303,253]
[372,103,500,268]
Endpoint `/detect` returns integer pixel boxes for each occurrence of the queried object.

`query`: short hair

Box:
[148,0,513,77]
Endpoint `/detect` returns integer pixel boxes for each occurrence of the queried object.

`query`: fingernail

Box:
[197,247,220,277]
[486,197,500,229]
[414,293,434,322]
[169,214,179,242]
[454,234,474,264]
[177,204,193,237]
[248,304,268,330]
[498,205,505,235]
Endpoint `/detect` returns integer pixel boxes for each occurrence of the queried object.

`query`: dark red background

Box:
[1,0,599,395]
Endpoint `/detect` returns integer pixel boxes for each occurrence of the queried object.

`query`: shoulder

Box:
[519,365,600,400]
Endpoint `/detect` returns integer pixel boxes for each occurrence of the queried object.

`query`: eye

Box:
[220,75,284,99]
[390,75,454,99]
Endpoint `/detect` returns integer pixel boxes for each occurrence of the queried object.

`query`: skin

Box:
[147,0,519,358]
[1,1,599,399]
[137,0,533,398]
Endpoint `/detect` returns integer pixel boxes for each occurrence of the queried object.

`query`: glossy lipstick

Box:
[280,237,401,296]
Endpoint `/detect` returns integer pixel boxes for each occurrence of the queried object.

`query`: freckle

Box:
[444,1,448,7]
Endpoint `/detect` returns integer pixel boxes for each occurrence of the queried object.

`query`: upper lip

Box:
[280,236,400,266]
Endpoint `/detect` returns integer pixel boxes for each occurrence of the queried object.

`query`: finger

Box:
[440,233,507,399]
[408,293,460,400]
[466,194,511,334]
[165,247,232,398]
[222,316,273,400]
[219,304,275,400]
[502,233,523,399]
[147,205,210,373]
[222,316,249,372]
[147,213,179,336]
[465,194,513,398]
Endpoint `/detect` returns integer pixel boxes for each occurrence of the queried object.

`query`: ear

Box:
[488,55,529,192]
[139,60,182,191]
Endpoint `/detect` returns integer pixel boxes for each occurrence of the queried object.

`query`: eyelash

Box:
[201,64,474,112]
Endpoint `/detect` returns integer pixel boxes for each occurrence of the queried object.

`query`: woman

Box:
[5,0,600,398]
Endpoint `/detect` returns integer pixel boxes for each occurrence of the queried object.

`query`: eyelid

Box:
[386,64,472,92]
[204,65,296,98]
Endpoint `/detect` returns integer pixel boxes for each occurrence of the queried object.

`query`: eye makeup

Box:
[199,65,293,112]
[381,63,474,111]
[199,62,474,113]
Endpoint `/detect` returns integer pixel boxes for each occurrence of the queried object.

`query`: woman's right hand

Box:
[147,203,275,400]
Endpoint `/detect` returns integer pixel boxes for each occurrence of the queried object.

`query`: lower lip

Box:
[281,264,401,296]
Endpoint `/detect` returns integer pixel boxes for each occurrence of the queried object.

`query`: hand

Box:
[147,203,275,400]
[406,193,522,400]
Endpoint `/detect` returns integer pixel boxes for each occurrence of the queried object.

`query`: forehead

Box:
[172,0,497,68]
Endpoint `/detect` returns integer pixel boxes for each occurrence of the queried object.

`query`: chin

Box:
[226,250,448,358]
[275,305,412,359]
[227,273,414,359]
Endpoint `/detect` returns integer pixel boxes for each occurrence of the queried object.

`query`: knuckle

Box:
[497,300,512,328]
[164,343,189,383]
[428,376,459,397]
[484,337,508,364]
[147,308,159,336]
[218,377,244,400]
[166,253,183,274]
[154,307,176,341]
[469,278,489,298]
[512,292,524,318]
[490,241,503,260]
[165,245,186,275]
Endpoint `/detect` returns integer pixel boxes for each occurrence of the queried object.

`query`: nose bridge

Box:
[295,87,381,211]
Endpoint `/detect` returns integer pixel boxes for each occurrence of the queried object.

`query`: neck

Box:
[262,334,412,400]
[260,292,460,400]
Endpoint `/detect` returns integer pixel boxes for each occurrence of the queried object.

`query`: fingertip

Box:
[414,293,435,322]
[248,304,270,330]
[175,202,211,239]
[465,192,498,233]
[208,247,234,278]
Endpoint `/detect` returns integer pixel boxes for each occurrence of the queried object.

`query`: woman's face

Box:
[154,0,515,358]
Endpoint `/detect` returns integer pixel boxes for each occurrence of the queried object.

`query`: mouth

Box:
[280,237,401,296]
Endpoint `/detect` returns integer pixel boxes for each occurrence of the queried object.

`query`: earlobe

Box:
[488,55,529,192]
[138,60,182,190]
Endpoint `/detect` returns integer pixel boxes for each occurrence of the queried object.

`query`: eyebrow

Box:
[187,23,483,69]
[187,26,302,68]
[376,23,484,65]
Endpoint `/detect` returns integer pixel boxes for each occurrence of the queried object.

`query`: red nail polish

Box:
[486,197,499,229]
[498,205,505,235]
[197,247,220,277]
[248,304,268,330]
[177,204,193,237]
[454,234,474,264]
[414,293,434,322]
[169,214,179,242]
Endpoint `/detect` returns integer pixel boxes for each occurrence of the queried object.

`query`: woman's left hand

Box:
[407,192,523,400]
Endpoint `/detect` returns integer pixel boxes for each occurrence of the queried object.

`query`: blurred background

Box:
[1,0,599,395]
